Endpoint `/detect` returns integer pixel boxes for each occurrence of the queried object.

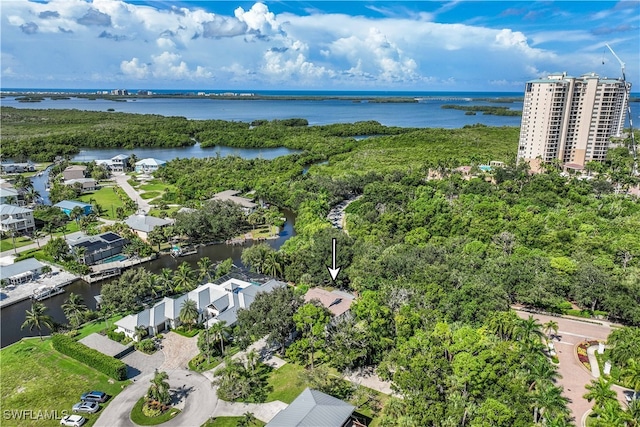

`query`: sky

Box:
[1,0,639,91]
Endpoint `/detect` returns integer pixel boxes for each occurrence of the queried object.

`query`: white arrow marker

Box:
[327,237,341,281]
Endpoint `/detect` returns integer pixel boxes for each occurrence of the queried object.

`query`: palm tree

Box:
[625,398,640,427]
[526,356,562,391]
[263,251,283,278]
[534,382,570,424]
[246,349,259,373]
[32,228,43,249]
[134,325,149,342]
[543,320,559,342]
[622,358,640,401]
[147,370,171,405]
[62,293,87,329]
[197,257,213,283]
[21,302,54,340]
[517,315,544,346]
[592,400,626,426]
[237,412,258,427]
[159,268,174,296]
[173,262,196,293]
[584,377,617,411]
[209,320,231,354]
[70,206,84,228]
[179,299,199,331]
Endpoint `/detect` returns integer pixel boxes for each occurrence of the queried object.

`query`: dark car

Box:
[80,391,107,403]
[72,401,100,414]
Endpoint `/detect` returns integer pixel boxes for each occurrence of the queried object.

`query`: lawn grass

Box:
[0,338,130,427]
[75,315,125,340]
[0,235,33,252]
[130,397,181,426]
[147,207,180,218]
[139,181,171,192]
[201,416,265,427]
[140,191,161,200]
[78,187,128,220]
[265,363,307,404]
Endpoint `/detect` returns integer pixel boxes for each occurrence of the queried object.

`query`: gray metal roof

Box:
[124,214,172,232]
[266,388,355,427]
[0,258,45,280]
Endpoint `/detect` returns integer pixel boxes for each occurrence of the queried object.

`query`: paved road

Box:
[515,311,628,426]
[94,369,216,427]
[113,173,150,214]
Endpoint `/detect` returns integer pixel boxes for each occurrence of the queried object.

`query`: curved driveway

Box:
[515,311,628,426]
[94,369,216,427]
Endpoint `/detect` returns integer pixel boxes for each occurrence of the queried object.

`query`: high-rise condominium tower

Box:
[517,72,630,171]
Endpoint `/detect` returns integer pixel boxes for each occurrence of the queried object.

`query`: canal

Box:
[0,209,296,348]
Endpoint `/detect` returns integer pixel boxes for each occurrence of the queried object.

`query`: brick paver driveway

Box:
[516,311,627,426]
[159,331,200,370]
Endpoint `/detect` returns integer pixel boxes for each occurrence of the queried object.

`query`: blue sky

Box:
[2,1,638,91]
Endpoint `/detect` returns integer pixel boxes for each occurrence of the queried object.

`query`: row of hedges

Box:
[52,334,127,380]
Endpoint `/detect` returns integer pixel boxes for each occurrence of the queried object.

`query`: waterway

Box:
[0,209,296,348]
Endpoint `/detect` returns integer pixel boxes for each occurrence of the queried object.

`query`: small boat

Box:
[32,285,64,301]
[171,245,197,257]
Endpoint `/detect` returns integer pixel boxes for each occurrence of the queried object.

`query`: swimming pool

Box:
[101,254,128,264]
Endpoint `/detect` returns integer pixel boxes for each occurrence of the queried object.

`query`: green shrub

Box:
[135,339,157,354]
[107,330,126,343]
[52,334,127,380]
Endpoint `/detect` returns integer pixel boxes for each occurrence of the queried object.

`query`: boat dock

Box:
[0,269,78,309]
[81,254,157,283]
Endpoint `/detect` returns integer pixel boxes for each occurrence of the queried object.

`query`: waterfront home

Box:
[0,162,35,174]
[134,158,166,174]
[124,214,173,241]
[67,231,128,265]
[0,258,46,287]
[210,190,257,214]
[0,187,23,205]
[114,277,285,340]
[63,178,98,193]
[54,200,93,217]
[0,204,35,234]
[62,165,87,181]
[303,288,354,318]
[266,388,366,427]
[95,154,130,173]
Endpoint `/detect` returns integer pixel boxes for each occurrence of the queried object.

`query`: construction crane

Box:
[605,43,637,176]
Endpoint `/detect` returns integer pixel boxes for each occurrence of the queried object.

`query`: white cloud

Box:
[0,1,637,89]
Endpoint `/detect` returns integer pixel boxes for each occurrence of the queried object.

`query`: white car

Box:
[72,401,100,413]
[60,415,86,426]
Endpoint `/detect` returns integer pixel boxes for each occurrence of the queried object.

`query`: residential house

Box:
[134,158,166,174]
[303,288,355,318]
[62,165,87,181]
[67,231,128,265]
[63,178,98,193]
[95,154,130,173]
[0,204,35,234]
[210,190,257,214]
[53,200,93,217]
[124,214,173,241]
[266,388,367,427]
[115,277,285,340]
[0,163,35,174]
[0,258,46,286]
[0,187,22,205]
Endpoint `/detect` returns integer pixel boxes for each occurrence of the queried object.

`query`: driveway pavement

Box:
[122,349,165,379]
[515,311,627,426]
[113,173,150,214]
[159,332,200,370]
[94,369,216,427]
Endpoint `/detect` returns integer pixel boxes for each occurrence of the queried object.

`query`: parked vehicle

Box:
[72,401,100,414]
[624,390,639,402]
[80,391,107,403]
[60,415,86,426]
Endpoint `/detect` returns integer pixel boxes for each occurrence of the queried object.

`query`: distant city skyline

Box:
[2,1,639,91]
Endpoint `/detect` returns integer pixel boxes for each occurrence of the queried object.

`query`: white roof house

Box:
[115,278,285,339]
[210,190,258,213]
[135,158,166,173]
[125,214,173,234]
